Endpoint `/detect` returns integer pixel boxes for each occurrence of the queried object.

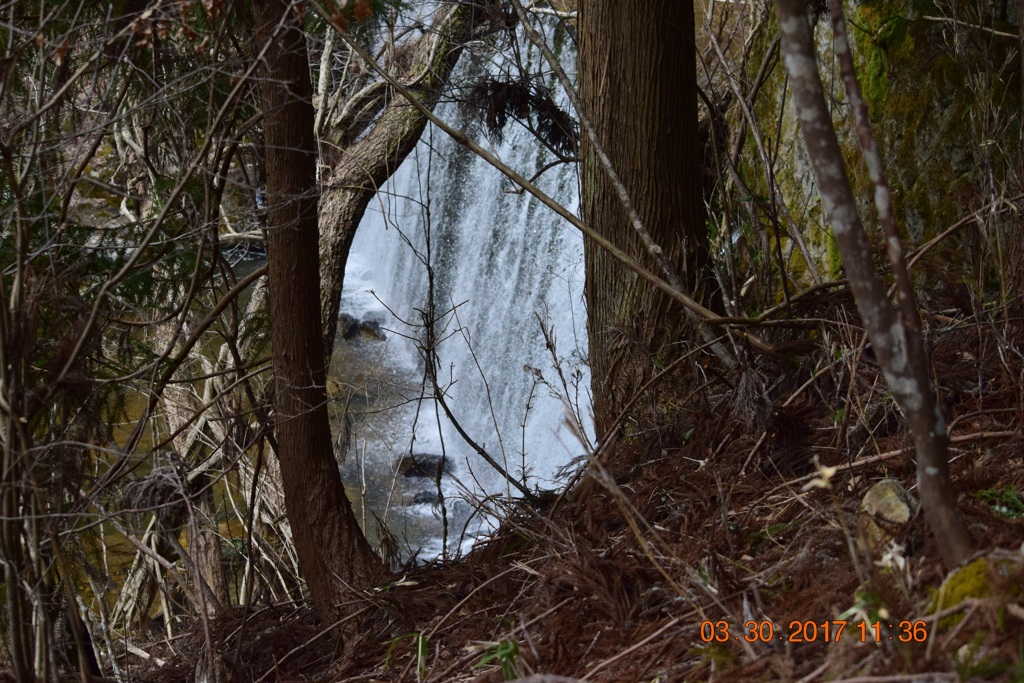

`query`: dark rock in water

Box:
[337,313,387,342]
[358,320,386,341]
[337,313,360,341]
[397,453,450,478]
[411,490,439,505]
[223,240,267,262]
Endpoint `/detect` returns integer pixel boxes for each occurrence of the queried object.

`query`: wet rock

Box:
[337,314,387,342]
[337,313,359,340]
[397,453,451,478]
[411,490,439,505]
[357,319,386,341]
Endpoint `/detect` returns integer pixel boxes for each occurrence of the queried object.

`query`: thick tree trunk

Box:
[579,0,710,437]
[255,0,384,621]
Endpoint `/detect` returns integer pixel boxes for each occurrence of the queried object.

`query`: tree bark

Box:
[255,0,384,621]
[579,0,711,437]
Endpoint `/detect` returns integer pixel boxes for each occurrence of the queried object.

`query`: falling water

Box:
[336,48,591,558]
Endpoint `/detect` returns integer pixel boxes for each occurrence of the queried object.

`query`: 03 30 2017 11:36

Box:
[698,619,929,643]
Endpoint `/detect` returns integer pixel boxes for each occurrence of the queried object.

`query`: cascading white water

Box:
[338,40,592,556]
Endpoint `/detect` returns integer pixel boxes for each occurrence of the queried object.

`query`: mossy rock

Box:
[739,0,1020,294]
[931,551,1024,628]
[857,479,917,557]
[396,453,452,478]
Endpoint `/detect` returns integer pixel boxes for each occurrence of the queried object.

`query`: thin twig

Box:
[583,617,682,679]
[922,15,1017,38]
[768,430,1016,495]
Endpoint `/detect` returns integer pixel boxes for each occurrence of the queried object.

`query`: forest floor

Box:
[143,289,1024,683]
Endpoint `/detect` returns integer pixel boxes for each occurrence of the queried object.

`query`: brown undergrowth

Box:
[142,291,1024,682]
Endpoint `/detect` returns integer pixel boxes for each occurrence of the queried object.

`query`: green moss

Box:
[846,0,1007,243]
[933,558,991,616]
[825,232,842,278]
[725,0,1020,297]
[689,643,736,667]
[929,556,1021,629]
[855,12,913,104]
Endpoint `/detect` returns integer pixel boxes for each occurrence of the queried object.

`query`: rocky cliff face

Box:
[716,0,1020,293]
[850,0,1018,244]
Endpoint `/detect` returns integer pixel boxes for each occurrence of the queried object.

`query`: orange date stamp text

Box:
[698,619,929,644]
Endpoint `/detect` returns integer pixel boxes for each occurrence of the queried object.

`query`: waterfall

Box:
[337,49,591,556]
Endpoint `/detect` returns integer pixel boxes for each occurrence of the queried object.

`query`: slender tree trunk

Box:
[774,0,972,567]
[579,0,711,437]
[255,0,384,620]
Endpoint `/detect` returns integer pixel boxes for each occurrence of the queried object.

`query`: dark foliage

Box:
[466,76,578,156]
[467,0,518,28]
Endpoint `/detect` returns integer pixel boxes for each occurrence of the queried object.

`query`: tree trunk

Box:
[579,0,711,437]
[255,0,384,621]
[774,0,972,567]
